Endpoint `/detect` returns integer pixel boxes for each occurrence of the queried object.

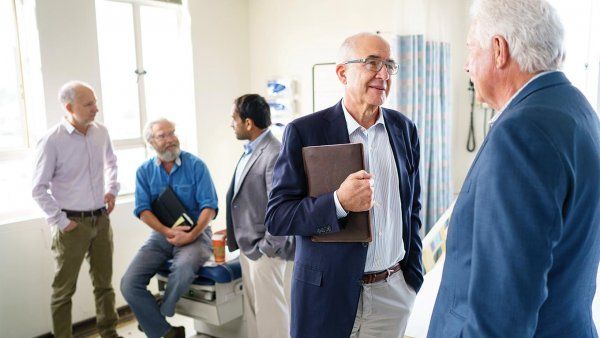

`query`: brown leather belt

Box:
[362,262,402,284]
[62,207,106,218]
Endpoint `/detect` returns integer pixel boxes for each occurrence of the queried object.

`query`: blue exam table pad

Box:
[158,258,242,285]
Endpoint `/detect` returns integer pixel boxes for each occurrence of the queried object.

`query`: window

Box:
[0,0,45,222]
[0,0,27,151]
[95,0,197,194]
[549,0,600,112]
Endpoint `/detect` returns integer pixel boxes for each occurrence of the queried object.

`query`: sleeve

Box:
[103,128,120,196]
[259,147,290,257]
[333,191,349,218]
[133,165,152,218]
[194,160,219,219]
[405,124,424,292]
[31,136,70,230]
[458,117,566,337]
[265,123,341,236]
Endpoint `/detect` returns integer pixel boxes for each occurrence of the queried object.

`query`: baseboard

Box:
[33,304,136,338]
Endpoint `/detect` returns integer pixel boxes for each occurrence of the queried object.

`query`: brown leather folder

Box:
[302,143,372,242]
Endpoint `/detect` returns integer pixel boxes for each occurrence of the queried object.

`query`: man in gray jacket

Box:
[226,94,294,338]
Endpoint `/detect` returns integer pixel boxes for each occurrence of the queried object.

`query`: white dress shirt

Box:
[32,118,119,230]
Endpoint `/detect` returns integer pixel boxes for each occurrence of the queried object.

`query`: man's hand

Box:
[63,220,79,233]
[166,226,195,247]
[104,193,116,214]
[337,170,374,212]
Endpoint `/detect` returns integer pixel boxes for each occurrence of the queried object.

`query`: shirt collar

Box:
[341,98,385,135]
[243,129,270,155]
[154,155,182,167]
[489,70,558,126]
[61,117,79,134]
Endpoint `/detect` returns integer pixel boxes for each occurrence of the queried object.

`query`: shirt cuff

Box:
[333,190,348,219]
[56,213,71,231]
[107,185,120,197]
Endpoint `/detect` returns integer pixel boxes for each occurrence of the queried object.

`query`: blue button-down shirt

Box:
[134,150,218,222]
[234,129,270,194]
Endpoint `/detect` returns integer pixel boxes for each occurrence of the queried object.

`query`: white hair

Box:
[337,32,390,64]
[144,118,175,143]
[470,0,565,73]
[58,80,93,105]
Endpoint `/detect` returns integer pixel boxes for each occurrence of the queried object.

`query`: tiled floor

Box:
[84,314,212,338]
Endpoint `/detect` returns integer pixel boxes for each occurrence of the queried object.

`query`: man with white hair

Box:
[32,81,121,338]
[120,118,218,338]
[428,0,600,337]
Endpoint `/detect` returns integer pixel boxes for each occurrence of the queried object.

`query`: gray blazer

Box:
[226,130,294,260]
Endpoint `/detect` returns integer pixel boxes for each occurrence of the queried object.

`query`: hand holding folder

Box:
[151,186,195,231]
[302,143,372,242]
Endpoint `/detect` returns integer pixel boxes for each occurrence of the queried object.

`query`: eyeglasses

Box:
[153,130,176,141]
[342,57,398,75]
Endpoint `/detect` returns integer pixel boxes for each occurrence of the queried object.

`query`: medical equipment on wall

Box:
[266,78,296,122]
[466,80,496,152]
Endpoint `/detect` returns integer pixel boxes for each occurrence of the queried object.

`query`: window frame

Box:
[0,0,30,153]
[95,0,191,195]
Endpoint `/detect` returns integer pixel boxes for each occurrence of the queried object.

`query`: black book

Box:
[151,186,195,230]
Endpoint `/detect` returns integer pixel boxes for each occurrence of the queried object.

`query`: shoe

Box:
[164,326,185,338]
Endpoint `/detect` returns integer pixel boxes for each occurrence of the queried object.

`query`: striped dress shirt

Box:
[334,100,405,273]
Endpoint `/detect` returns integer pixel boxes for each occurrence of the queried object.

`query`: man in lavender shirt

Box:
[32,81,121,338]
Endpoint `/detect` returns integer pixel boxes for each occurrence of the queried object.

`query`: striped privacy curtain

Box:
[392,34,452,234]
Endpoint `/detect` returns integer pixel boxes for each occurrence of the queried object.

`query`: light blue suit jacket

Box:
[428,72,600,337]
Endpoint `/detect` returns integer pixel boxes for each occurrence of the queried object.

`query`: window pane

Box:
[548,0,599,107]
[0,0,26,150]
[115,146,147,195]
[96,0,141,140]
[140,5,196,149]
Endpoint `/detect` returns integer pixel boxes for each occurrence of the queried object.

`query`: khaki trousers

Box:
[350,270,416,338]
[240,253,291,338]
[50,213,118,338]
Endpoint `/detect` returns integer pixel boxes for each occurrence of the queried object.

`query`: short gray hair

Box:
[337,32,389,64]
[58,80,93,105]
[470,0,565,73]
[144,118,175,143]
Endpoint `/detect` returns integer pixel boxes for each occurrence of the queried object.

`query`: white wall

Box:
[188,0,250,229]
[248,0,398,117]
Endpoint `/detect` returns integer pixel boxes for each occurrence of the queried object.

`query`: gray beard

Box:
[157,146,181,162]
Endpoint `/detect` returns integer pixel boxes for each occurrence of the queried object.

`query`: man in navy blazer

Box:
[266,33,423,338]
[428,0,600,337]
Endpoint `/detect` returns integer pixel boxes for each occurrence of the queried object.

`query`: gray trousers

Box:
[350,269,416,338]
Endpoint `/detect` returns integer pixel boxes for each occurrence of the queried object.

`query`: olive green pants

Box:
[50,213,118,338]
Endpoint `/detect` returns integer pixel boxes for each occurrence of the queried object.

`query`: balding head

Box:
[58,81,94,106]
[337,32,391,64]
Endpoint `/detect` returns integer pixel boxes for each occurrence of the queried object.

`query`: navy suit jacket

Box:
[428,72,600,337]
[265,101,424,338]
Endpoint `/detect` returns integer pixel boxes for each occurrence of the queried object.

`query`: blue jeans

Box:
[120,230,212,338]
